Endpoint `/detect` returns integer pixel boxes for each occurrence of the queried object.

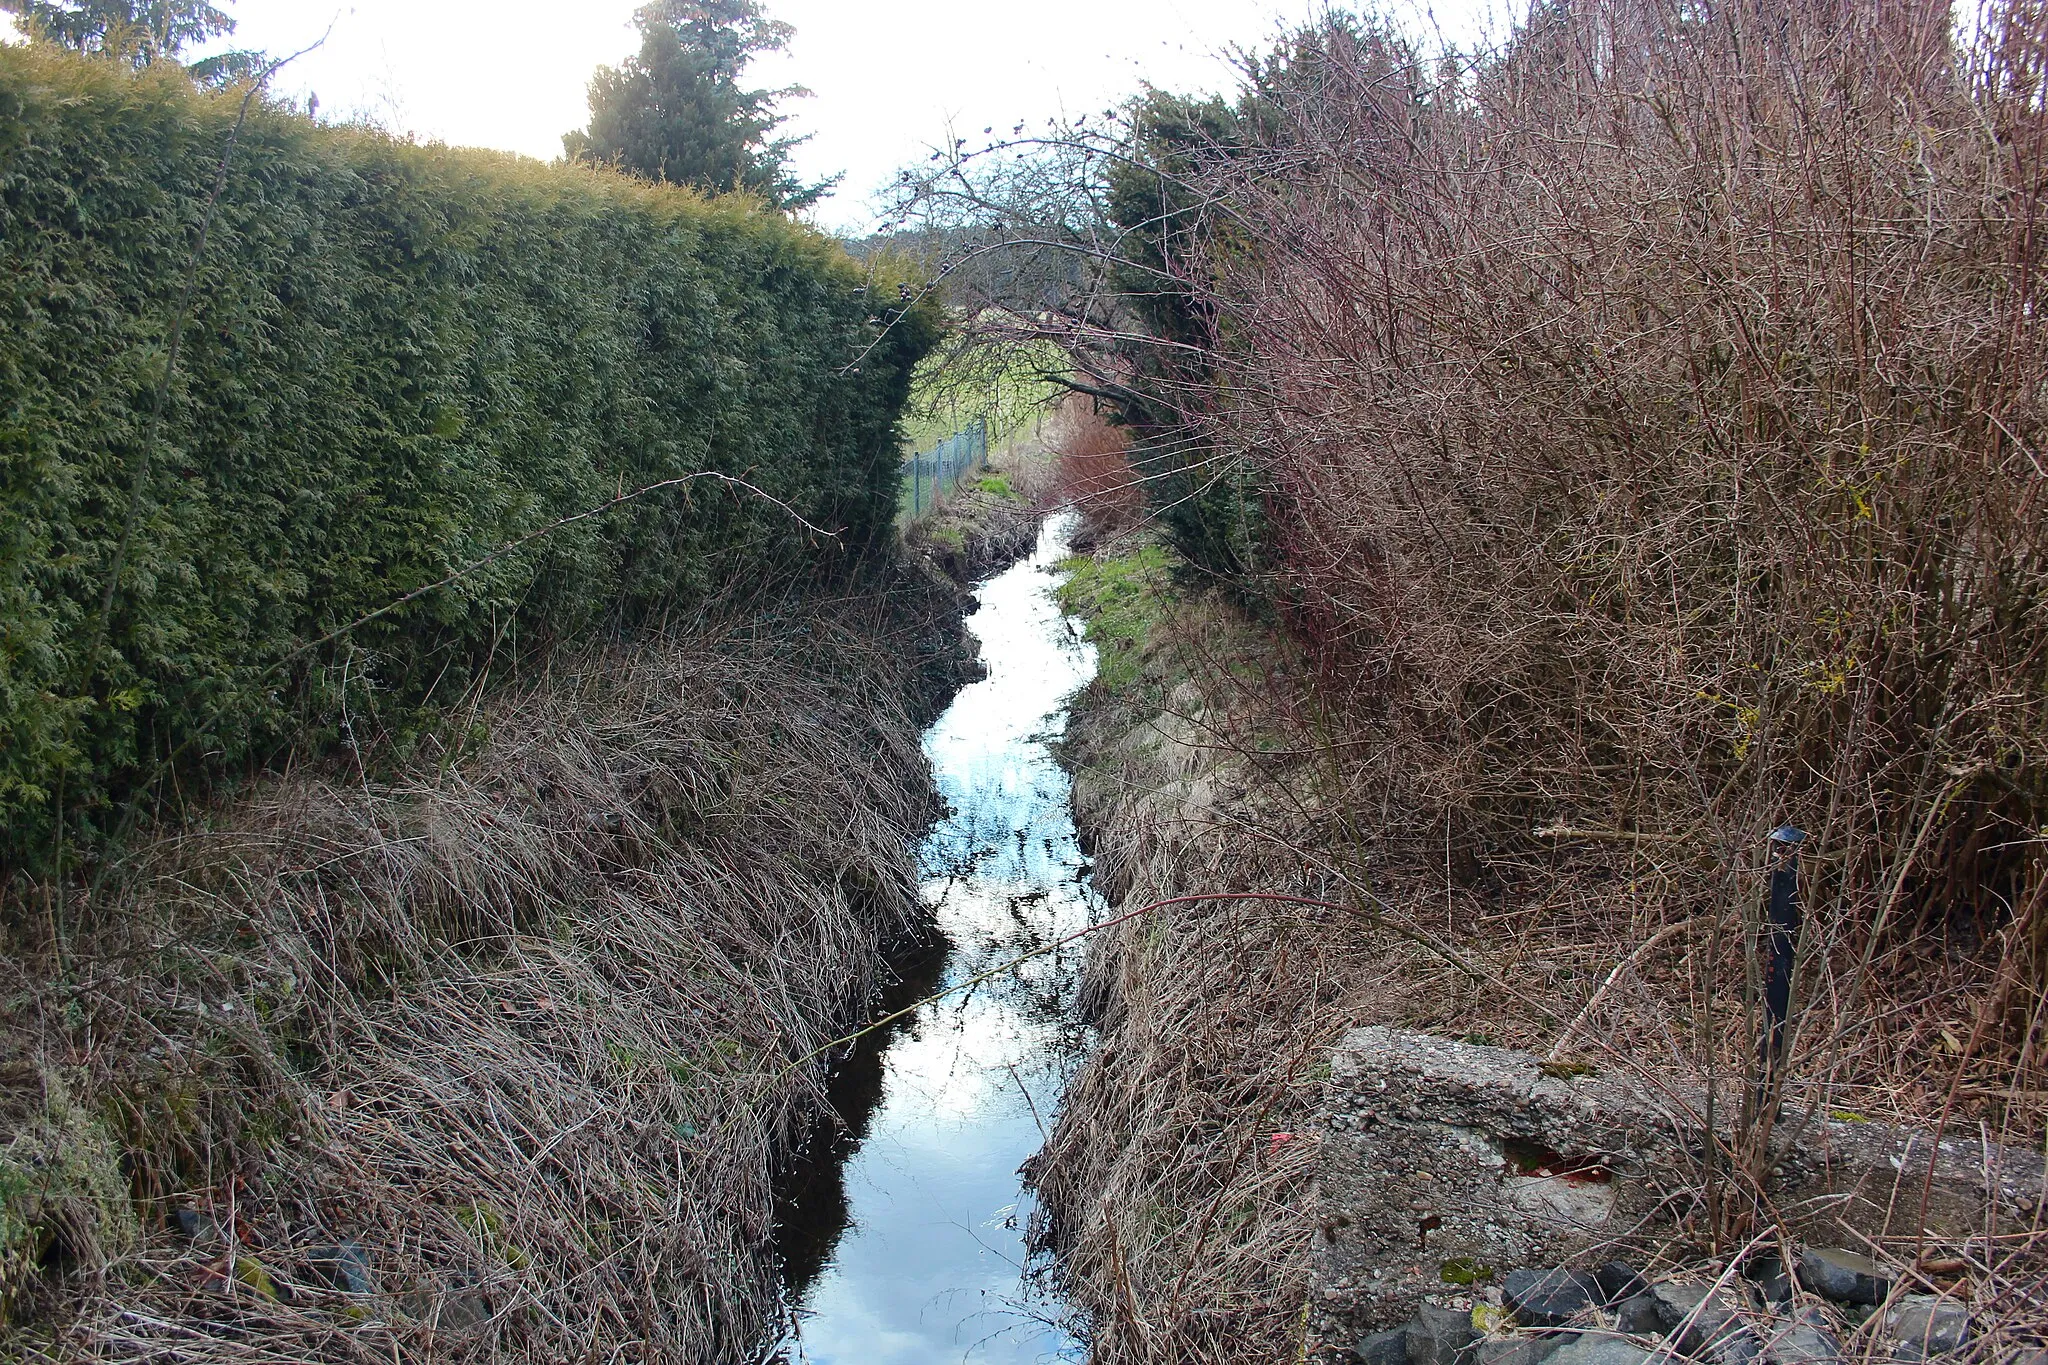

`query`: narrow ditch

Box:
[765,512,1098,1364]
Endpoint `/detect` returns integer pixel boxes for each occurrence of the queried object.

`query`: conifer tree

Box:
[1,0,260,83]
[564,0,834,211]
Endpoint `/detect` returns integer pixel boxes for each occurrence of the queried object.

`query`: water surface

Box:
[770,514,1097,1365]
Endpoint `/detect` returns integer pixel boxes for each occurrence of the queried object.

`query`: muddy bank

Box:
[0,561,982,1364]
[1026,537,1339,1365]
[903,476,1045,586]
[1030,533,1527,1365]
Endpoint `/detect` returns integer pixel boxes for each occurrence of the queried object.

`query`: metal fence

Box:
[900,419,988,521]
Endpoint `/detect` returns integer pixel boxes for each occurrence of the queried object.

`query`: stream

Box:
[766,512,1098,1364]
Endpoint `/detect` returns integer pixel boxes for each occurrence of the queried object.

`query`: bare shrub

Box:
[1194,0,2048,1156]
[1026,1,2048,1359]
[1049,399,1146,540]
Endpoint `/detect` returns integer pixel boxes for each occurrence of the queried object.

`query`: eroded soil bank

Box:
[0,558,991,1364]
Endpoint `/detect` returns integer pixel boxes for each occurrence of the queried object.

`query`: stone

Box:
[1797,1248,1891,1306]
[1408,1301,1478,1365]
[1887,1295,1968,1356]
[1356,1328,1410,1365]
[1505,1267,1601,1326]
[1477,1337,1564,1365]
[1611,1293,1662,1335]
[1543,1333,1654,1365]
[1593,1261,1647,1304]
[1649,1282,1759,1361]
[171,1207,203,1240]
[307,1242,375,1295]
[1761,1313,1841,1365]
[1746,1255,1795,1306]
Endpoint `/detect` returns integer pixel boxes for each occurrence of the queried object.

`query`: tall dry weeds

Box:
[0,576,967,1363]
[1049,400,1147,541]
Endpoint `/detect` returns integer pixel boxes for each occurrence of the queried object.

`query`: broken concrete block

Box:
[1306,1027,2043,1359]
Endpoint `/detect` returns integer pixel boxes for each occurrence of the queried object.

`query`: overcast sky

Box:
[8,1,1499,233]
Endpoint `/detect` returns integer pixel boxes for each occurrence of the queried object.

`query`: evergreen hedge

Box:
[0,46,936,875]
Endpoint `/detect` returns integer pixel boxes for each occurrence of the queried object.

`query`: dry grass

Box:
[0,574,968,1362]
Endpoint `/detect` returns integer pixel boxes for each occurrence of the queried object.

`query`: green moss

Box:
[974,474,1018,500]
[233,1256,279,1300]
[1537,1060,1597,1079]
[1440,1256,1496,1285]
[2,1068,138,1315]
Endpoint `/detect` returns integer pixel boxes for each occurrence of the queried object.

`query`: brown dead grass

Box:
[0,575,966,1362]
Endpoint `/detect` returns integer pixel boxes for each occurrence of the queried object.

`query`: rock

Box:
[170,1207,203,1240]
[1797,1248,1892,1306]
[1506,1267,1601,1326]
[1746,1255,1795,1307]
[1612,1293,1662,1335]
[1408,1301,1478,1365]
[307,1242,375,1296]
[1356,1328,1410,1365]
[1594,1262,1648,1304]
[1477,1336,1566,1365]
[1887,1295,1968,1355]
[1649,1282,1759,1361]
[1543,1333,1654,1365]
[1762,1313,1841,1365]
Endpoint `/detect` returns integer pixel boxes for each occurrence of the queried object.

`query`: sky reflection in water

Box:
[777,515,1098,1365]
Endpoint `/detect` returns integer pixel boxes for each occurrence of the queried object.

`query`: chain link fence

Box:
[900,419,988,521]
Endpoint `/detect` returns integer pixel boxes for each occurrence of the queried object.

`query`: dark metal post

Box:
[1757,825,1806,1102]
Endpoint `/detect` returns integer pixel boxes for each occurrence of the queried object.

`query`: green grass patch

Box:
[1056,545,1172,693]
